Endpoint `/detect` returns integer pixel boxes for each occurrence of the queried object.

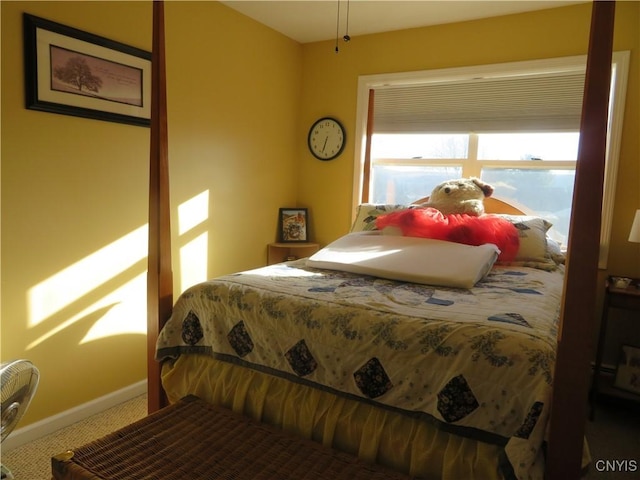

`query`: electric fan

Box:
[1,360,40,480]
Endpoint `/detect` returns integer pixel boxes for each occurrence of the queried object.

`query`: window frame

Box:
[353,52,630,268]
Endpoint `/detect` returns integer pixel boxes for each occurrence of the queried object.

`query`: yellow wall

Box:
[1,0,301,426]
[2,0,638,429]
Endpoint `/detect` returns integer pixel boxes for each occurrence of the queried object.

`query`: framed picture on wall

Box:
[613,344,640,396]
[279,208,308,243]
[23,13,152,127]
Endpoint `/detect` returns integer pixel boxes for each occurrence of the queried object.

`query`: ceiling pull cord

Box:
[335,0,341,53]
[343,0,351,42]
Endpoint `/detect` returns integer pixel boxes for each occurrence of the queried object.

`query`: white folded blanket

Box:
[307,232,499,288]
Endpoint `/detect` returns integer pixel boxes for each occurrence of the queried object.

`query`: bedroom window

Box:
[354,52,629,266]
[370,131,579,242]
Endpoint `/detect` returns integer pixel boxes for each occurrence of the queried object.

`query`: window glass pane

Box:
[477,133,579,160]
[481,168,575,243]
[372,134,469,159]
[371,165,462,204]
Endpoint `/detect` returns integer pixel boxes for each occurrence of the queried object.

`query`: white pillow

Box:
[350,204,408,232]
[307,232,499,288]
[495,215,553,262]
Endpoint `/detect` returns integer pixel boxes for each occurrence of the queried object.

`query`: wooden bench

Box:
[52,395,413,479]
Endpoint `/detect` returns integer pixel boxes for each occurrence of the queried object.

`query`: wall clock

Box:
[307,117,346,161]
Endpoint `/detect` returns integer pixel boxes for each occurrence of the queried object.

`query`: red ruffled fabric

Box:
[376,208,520,261]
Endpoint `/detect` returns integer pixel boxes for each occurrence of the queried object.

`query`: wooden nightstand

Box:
[267,242,320,265]
[590,276,640,418]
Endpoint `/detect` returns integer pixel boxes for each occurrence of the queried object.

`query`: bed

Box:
[156,200,567,479]
[147,2,616,480]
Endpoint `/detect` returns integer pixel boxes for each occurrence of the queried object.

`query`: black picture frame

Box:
[23,13,152,127]
[278,208,309,243]
[613,344,640,396]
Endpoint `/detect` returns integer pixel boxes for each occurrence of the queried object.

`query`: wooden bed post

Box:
[546,1,615,478]
[147,0,172,414]
[361,89,375,203]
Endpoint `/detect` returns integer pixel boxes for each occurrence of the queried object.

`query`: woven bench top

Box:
[52,395,414,480]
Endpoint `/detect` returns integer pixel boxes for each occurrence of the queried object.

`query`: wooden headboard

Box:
[412,196,527,216]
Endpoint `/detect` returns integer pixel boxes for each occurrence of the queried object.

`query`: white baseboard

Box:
[3,379,147,452]
[592,361,617,375]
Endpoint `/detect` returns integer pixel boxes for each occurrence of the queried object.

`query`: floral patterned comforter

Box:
[156,259,564,480]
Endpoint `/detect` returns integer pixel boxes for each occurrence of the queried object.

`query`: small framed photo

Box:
[23,13,152,127]
[279,208,308,243]
[613,344,640,395]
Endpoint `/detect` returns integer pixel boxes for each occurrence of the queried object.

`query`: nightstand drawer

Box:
[608,293,640,310]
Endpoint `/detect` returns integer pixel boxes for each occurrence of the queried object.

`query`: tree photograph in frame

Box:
[613,344,640,396]
[23,13,151,127]
[279,208,308,243]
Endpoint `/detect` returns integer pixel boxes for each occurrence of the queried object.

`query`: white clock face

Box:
[308,118,345,161]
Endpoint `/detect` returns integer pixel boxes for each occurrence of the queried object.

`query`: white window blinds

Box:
[373,71,585,133]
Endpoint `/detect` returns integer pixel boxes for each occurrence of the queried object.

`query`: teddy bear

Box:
[412,177,494,216]
[376,177,520,261]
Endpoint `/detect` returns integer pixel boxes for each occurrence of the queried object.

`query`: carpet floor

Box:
[584,398,640,479]
[2,394,147,480]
